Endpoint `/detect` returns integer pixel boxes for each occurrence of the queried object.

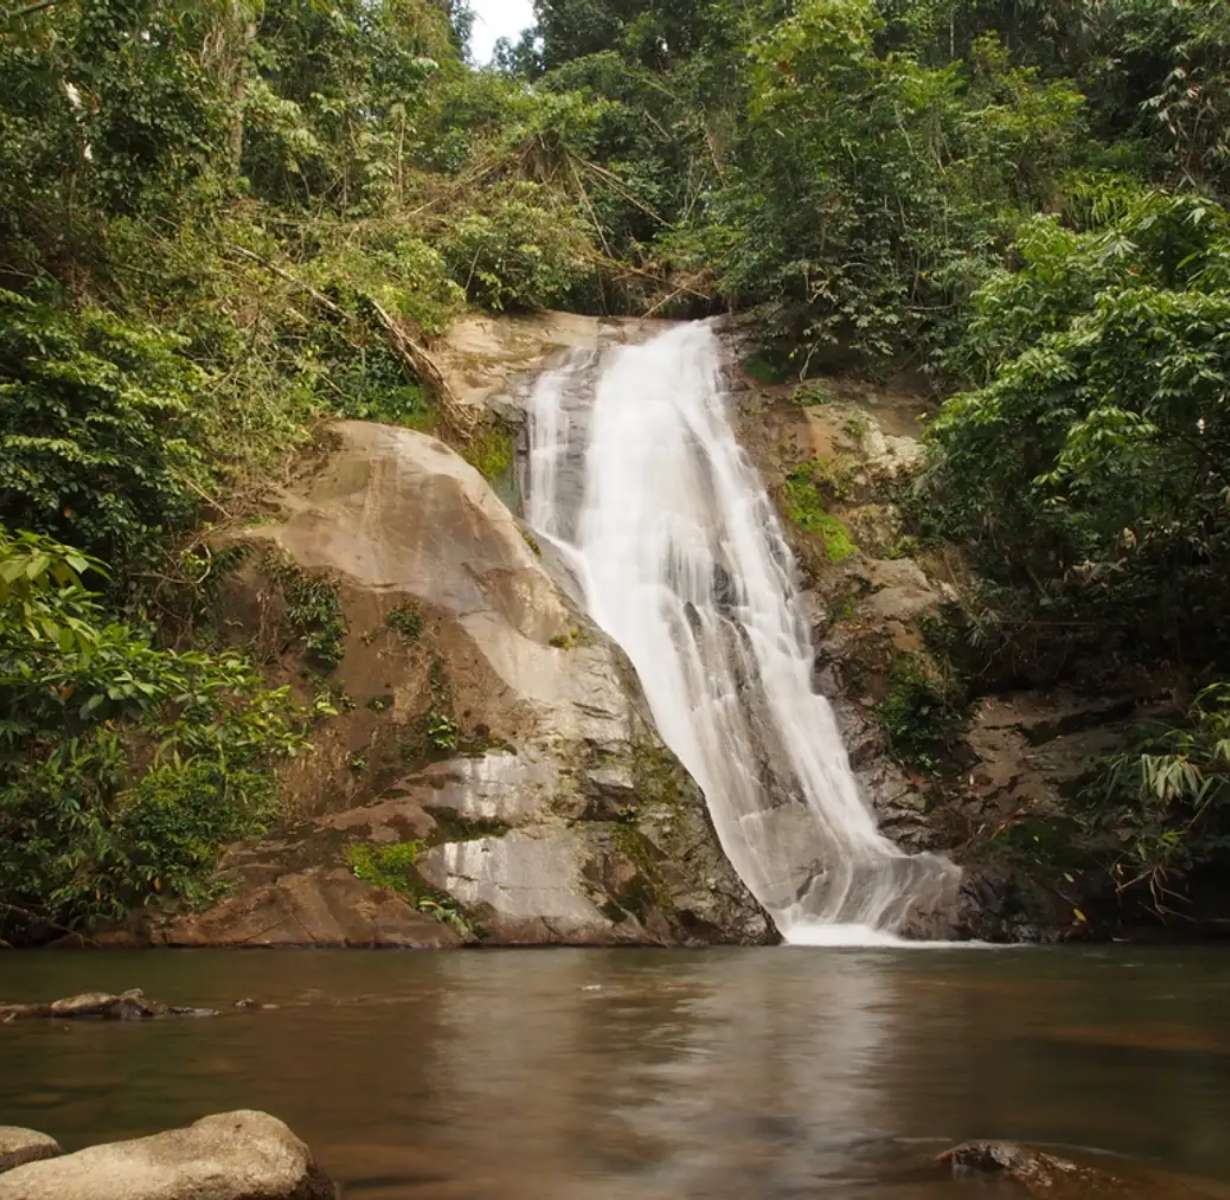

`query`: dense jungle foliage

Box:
[1,0,1227,938]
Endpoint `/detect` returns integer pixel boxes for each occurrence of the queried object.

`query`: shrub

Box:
[0,528,309,941]
[266,557,348,672]
[877,655,967,774]
[386,603,424,643]
[0,290,209,578]
[440,182,594,311]
[462,423,516,481]
[923,190,1230,668]
[1081,685,1230,916]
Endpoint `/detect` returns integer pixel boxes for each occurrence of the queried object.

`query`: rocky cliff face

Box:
[726,349,1171,940]
[145,418,772,949]
[129,309,1145,947]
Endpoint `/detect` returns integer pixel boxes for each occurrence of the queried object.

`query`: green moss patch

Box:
[462,423,516,482]
[783,466,858,562]
[345,839,472,937]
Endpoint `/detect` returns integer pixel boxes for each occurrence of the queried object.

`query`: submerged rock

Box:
[939,1140,1132,1196]
[0,1112,334,1200]
[0,990,215,1022]
[0,1129,61,1175]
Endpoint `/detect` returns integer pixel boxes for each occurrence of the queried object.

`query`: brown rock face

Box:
[0,1112,334,1200]
[145,420,772,949]
[0,1129,61,1176]
[155,868,463,949]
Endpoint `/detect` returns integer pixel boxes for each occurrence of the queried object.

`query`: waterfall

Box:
[524,322,959,944]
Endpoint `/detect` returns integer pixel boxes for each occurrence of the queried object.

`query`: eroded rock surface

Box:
[147,421,771,948]
[149,868,462,950]
[0,1130,61,1176]
[726,340,1172,940]
[0,1112,334,1200]
[435,310,669,419]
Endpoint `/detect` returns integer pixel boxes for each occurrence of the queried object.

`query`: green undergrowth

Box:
[742,351,791,386]
[793,380,836,407]
[396,657,479,763]
[264,554,348,673]
[0,530,316,943]
[783,464,858,563]
[992,685,1230,923]
[345,839,472,937]
[877,654,969,776]
[462,423,516,482]
[386,603,424,643]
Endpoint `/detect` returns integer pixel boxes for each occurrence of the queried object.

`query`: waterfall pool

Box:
[2,945,1229,1197]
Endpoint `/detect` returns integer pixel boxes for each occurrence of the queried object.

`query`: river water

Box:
[3,946,1229,1197]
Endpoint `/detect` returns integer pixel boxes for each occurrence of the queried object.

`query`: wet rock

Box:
[939,1140,1132,1196]
[0,1112,334,1200]
[0,990,216,1022]
[130,420,772,949]
[434,310,667,418]
[0,1129,61,1175]
[964,690,1146,815]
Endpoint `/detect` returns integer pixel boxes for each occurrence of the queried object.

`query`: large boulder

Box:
[144,421,772,949]
[0,1130,60,1176]
[0,1112,334,1200]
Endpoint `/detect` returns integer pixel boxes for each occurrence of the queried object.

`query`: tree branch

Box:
[225,244,475,440]
[7,0,58,20]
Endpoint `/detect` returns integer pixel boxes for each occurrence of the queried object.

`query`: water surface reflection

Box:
[2,946,1229,1197]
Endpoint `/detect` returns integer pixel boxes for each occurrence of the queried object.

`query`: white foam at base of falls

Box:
[525,322,960,941]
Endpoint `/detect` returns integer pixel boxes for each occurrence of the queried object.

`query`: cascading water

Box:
[525,322,959,944]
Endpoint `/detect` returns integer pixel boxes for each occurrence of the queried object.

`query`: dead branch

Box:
[368,298,475,438]
[8,0,58,20]
[640,285,692,319]
[225,244,474,440]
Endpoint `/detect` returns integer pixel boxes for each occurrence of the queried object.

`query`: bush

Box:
[440,182,594,311]
[922,190,1230,667]
[877,655,968,774]
[0,528,309,941]
[1081,685,1230,916]
[0,290,209,578]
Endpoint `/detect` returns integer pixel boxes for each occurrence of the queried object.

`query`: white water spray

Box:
[525,323,959,944]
